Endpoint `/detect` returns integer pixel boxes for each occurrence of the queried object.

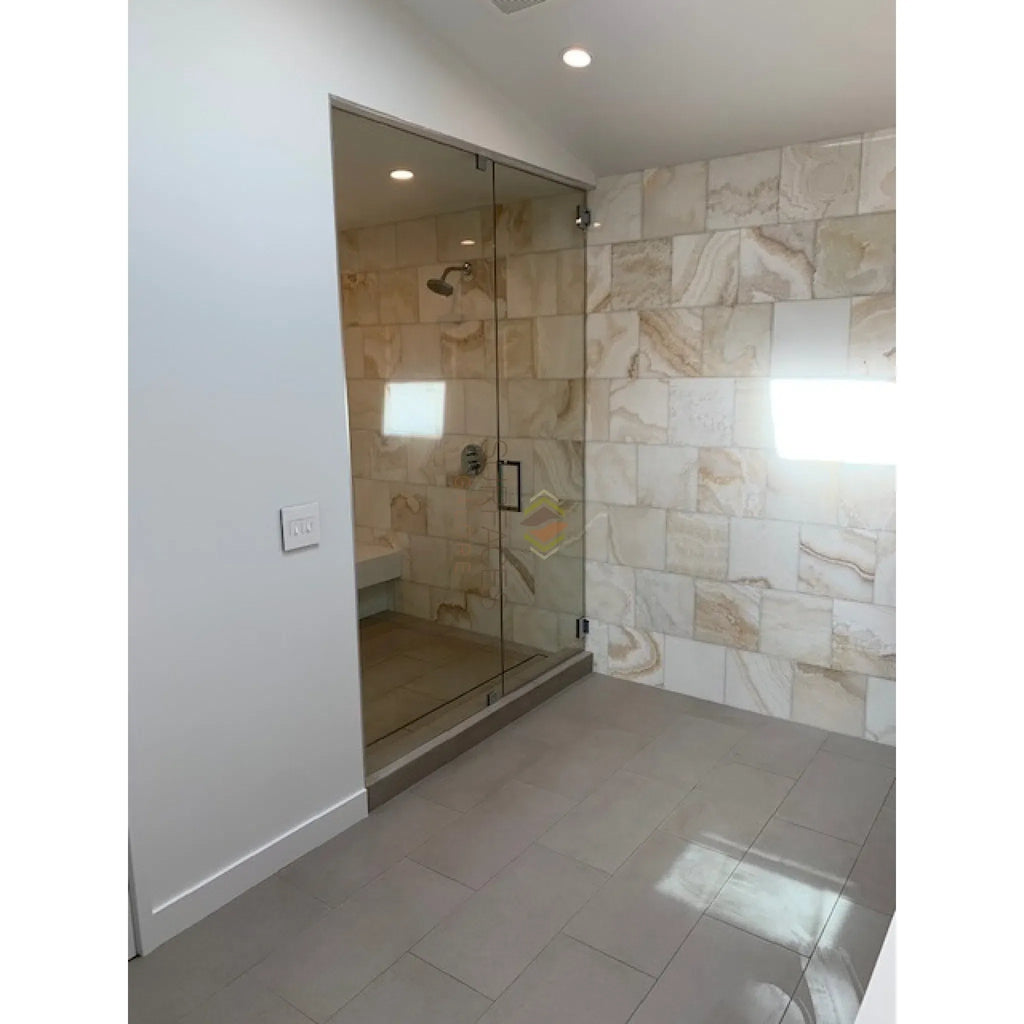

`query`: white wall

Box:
[129,0,594,954]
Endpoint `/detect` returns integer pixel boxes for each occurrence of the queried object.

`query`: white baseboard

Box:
[135,787,367,954]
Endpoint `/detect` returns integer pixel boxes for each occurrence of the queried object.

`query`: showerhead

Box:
[427,262,472,297]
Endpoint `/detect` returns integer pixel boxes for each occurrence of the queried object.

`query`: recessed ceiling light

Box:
[561,47,592,68]
[460,238,475,246]
[389,169,414,181]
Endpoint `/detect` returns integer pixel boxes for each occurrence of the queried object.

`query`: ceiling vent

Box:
[490,0,549,14]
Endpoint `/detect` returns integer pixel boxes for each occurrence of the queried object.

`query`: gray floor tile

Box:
[564,830,739,976]
[477,934,652,1024]
[547,673,690,738]
[776,752,894,845]
[883,781,895,811]
[780,898,891,1023]
[405,650,504,702]
[253,860,472,1022]
[659,761,794,858]
[278,793,461,907]
[841,806,895,915]
[412,844,606,999]
[362,686,442,744]
[410,779,574,889]
[707,819,859,956]
[326,954,491,1024]
[538,770,683,873]
[516,724,651,800]
[361,654,431,698]
[178,970,312,1024]
[630,916,806,1024]
[623,713,746,788]
[728,719,828,779]
[128,874,328,1024]
[501,698,595,749]
[820,732,896,769]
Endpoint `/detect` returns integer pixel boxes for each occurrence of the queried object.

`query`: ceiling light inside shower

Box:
[389,169,414,180]
[460,238,475,246]
[562,47,592,68]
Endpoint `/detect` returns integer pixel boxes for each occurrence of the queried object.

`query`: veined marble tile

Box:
[360,324,399,379]
[353,478,391,529]
[865,676,896,745]
[586,379,610,441]
[668,379,735,446]
[814,213,896,298]
[637,309,701,378]
[702,304,771,376]
[838,464,896,530]
[666,512,729,580]
[766,458,840,525]
[506,379,584,440]
[503,548,536,605]
[370,434,408,482]
[531,192,580,252]
[611,239,672,310]
[848,294,896,378]
[511,602,560,652]
[395,579,431,619]
[557,248,586,315]
[437,208,484,262]
[733,379,775,449]
[397,323,443,379]
[498,318,535,378]
[832,601,896,679]
[725,651,793,718]
[395,216,437,267]
[636,569,695,638]
[407,534,449,587]
[426,485,468,540]
[342,325,366,378]
[441,320,493,379]
[533,552,583,614]
[588,172,643,244]
[463,380,497,436]
[670,231,740,307]
[792,664,867,736]
[584,502,609,562]
[341,272,379,326]
[338,228,360,271]
[587,311,639,378]
[462,258,504,321]
[642,161,707,239]
[390,484,428,535]
[405,438,446,487]
[586,443,637,505]
[638,444,699,510]
[798,525,876,602]
[610,379,669,443]
[586,560,636,626]
[533,439,584,503]
[585,619,610,674]
[586,243,612,313]
[698,448,768,518]
[779,137,861,222]
[858,129,896,214]
[707,149,781,229]
[347,379,384,431]
[378,267,419,324]
[771,298,852,378]
[495,200,532,256]
[506,252,559,318]
[663,636,727,702]
[535,315,584,379]
[728,518,800,590]
[694,581,761,651]
[349,428,372,478]
[874,532,895,606]
[760,590,833,667]
[355,223,397,270]
[738,224,815,303]
[608,626,665,686]
[608,506,667,571]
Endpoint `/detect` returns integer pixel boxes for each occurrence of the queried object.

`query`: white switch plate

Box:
[281,502,320,552]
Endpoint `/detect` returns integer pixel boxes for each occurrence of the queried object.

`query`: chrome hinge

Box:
[475,154,492,173]
[575,617,590,638]
[575,205,592,230]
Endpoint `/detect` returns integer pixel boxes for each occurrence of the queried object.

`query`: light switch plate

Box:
[281,502,320,552]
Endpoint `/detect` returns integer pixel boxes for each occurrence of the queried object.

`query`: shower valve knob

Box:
[461,443,485,476]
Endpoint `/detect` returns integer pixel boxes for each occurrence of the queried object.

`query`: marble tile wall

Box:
[584,129,896,745]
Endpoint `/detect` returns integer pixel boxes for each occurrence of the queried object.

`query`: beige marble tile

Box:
[586,442,637,505]
[611,239,672,310]
[695,581,761,650]
[698,447,768,518]
[725,651,793,718]
[396,216,437,267]
[832,600,895,678]
[707,149,781,229]
[426,485,468,540]
[848,294,896,378]
[670,230,740,307]
[610,379,669,443]
[637,308,702,378]
[406,534,448,587]
[535,315,584,379]
[349,428,372,478]
[583,501,610,563]
[390,484,428,535]
[587,560,636,625]
[355,223,397,270]
[792,664,867,736]
[738,223,815,303]
[405,438,446,487]
[874,532,895,606]
[369,434,408,481]
[338,228,360,272]
[461,258,504,321]
[378,266,419,324]
[506,252,558,318]
[636,569,695,638]
[341,271,379,326]
[838,463,895,530]
[663,636,727,701]
[798,525,877,602]
[463,379,497,436]
[353,478,391,529]
[531,192,580,252]
[702,304,771,376]
[608,506,667,570]
[437,208,484,262]
[586,242,612,313]
[589,172,643,244]
[441,320,492,379]
[666,512,729,579]
[506,379,583,440]
[608,626,665,686]
[347,379,384,431]
[732,379,775,448]
[395,579,432,619]
[360,324,399,379]
[760,591,833,666]
[728,518,800,590]
[668,379,735,446]
[397,323,443,378]
[766,458,839,525]
[779,137,861,221]
[586,378,610,441]
[638,444,699,510]
[814,213,895,297]
[858,129,896,214]
[643,161,707,239]
[533,438,584,503]
[498,318,535,378]
[557,247,586,315]
[587,311,639,378]
[343,325,366,378]
[495,200,532,256]
[864,676,895,745]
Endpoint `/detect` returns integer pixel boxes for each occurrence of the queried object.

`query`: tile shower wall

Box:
[583,129,895,745]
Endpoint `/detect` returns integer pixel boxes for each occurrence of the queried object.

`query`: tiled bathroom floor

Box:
[129,673,895,1024]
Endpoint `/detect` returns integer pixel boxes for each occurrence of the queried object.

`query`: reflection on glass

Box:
[381,380,446,438]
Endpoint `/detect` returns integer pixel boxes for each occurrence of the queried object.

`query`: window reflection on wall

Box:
[381,381,446,438]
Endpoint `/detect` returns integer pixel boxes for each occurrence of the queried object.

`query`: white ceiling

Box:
[396,0,895,176]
